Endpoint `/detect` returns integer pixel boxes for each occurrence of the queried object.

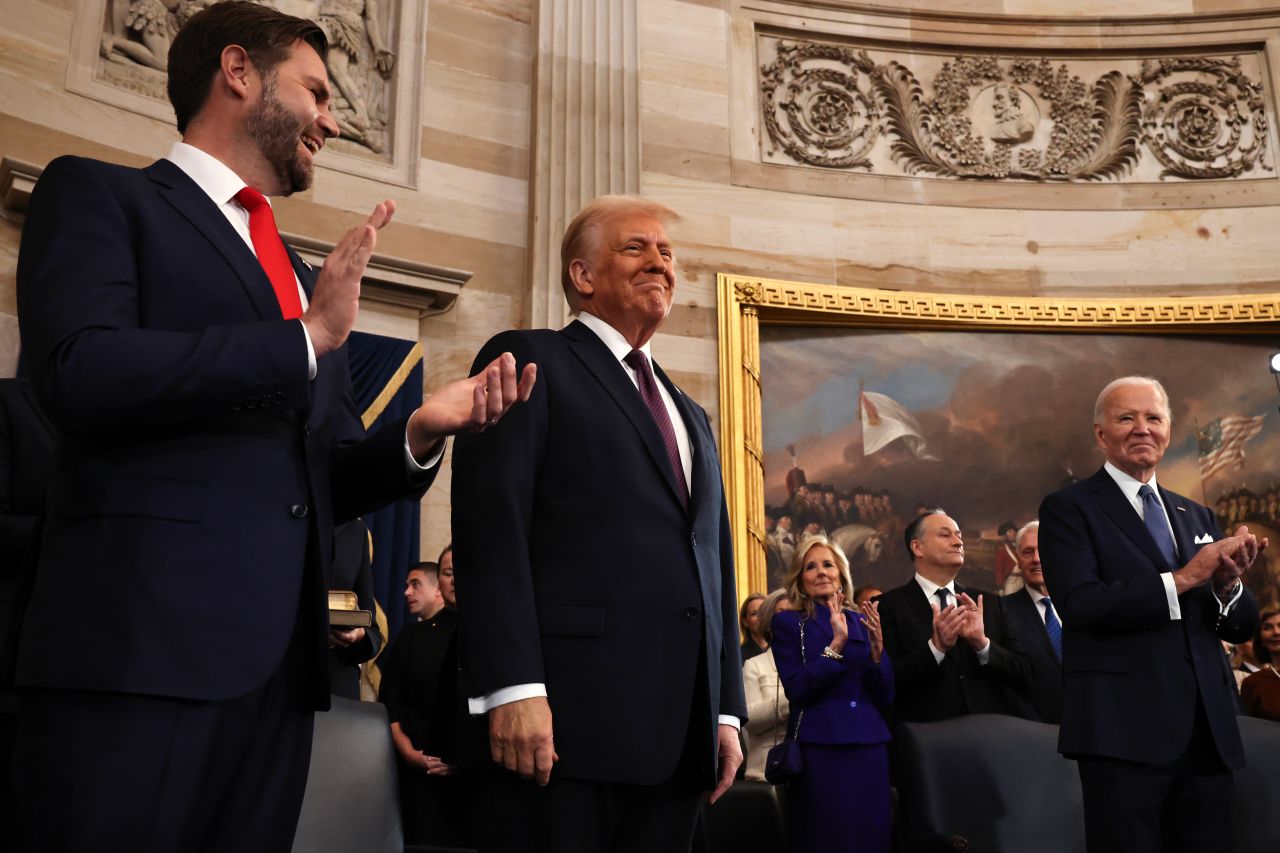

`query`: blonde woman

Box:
[770,535,894,853]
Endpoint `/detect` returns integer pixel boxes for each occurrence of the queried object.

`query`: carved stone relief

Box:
[70,0,423,186]
[758,36,1274,183]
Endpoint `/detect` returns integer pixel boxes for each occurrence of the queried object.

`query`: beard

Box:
[245,76,312,195]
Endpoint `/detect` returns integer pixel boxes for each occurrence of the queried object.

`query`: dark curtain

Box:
[347,331,423,646]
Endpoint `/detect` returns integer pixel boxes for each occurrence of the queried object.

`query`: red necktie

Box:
[623,349,689,508]
[234,187,303,320]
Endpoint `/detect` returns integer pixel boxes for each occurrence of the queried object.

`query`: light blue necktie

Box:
[1041,597,1062,661]
[1138,484,1179,570]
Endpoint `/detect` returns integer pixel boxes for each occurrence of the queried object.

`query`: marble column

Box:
[527,0,641,330]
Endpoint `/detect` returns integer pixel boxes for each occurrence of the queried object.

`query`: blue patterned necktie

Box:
[1041,597,1062,661]
[1138,484,1179,569]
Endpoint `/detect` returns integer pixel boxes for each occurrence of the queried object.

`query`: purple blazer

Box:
[771,604,894,745]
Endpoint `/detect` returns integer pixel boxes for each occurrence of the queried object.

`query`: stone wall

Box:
[3,0,1278,559]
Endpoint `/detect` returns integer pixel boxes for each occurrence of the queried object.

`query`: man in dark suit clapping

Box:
[13,3,533,848]
[1040,376,1262,853]
[877,510,1032,723]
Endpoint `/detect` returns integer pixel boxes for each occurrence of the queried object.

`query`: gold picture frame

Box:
[717,273,1280,601]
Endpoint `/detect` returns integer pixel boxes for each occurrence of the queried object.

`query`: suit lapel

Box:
[1010,591,1057,662]
[562,321,686,510]
[1160,485,1202,561]
[287,244,317,301]
[1085,467,1169,570]
[145,159,283,321]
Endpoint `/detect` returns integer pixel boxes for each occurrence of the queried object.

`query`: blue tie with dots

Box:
[1138,484,1179,569]
[1041,597,1062,661]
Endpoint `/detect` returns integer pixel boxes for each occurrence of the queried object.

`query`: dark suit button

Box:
[849,701,858,709]
[303,424,311,438]
[290,503,309,519]
[684,606,701,621]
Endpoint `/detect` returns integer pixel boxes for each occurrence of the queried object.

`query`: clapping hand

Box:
[406,352,538,460]
[957,592,988,651]
[828,590,849,655]
[860,600,883,663]
[930,598,966,653]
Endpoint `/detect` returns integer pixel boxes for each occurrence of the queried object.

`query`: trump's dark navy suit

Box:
[452,319,746,848]
[1039,467,1257,853]
[14,154,431,850]
[771,605,894,853]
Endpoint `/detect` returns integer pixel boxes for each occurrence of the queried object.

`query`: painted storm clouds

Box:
[759,325,1280,599]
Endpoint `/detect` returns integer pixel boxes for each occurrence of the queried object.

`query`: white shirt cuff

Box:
[468,683,547,715]
[404,430,444,474]
[718,715,741,730]
[300,320,317,380]
[975,639,991,665]
[1161,572,1182,621]
[928,639,946,664]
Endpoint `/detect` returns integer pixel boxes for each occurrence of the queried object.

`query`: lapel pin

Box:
[1175,506,1186,512]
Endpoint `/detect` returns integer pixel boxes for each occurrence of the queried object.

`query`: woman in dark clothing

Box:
[771,535,894,853]
[1240,604,1280,722]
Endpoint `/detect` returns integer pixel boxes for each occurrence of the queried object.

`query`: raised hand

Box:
[828,590,849,655]
[860,599,884,663]
[957,592,988,651]
[406,352,538,459]
[303,200,396,357]
[930,599,966,653]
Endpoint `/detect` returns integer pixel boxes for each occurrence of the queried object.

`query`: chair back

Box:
[292,696,404,853]
[1234,716,1280,853]
[897,714,1084,853]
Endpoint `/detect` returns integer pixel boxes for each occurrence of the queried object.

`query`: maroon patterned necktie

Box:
[623,349,689,508]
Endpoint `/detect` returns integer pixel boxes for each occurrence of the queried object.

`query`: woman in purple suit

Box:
[771,535,894,853]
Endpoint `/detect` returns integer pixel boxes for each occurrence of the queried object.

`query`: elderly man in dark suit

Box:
[876,510,1032,723]
[1003,520,1063,723]
[12,3,532,849]
[452,195,746,852]
[1039,376,1261,853]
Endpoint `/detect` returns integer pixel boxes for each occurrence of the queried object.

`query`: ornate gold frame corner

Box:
[717,272,1280,601]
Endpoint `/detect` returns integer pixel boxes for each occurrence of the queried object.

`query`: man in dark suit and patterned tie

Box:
[13,3,532,849]
[1002,520,1064,723]
[1039,376,1262,853]
[877,510,1032,724]
[451,196,746,852]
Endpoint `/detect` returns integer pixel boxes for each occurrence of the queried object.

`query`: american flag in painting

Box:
[1197,414,1266,478]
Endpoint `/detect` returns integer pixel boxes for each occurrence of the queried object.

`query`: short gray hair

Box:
[1015,520,1039,550]
[1093,376,1171,426]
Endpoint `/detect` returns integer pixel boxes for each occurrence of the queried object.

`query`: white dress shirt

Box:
[1102,461,1242,620]
[469,312,738,729]
[1103,462,1183,620]
[914,574,991,665]
[1025,585,1062,627]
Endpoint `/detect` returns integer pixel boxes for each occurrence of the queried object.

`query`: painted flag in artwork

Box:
[1197,414,1266,478]
[859,390,938,460]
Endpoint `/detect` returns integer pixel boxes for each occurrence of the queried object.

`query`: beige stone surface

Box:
[6,0,1280,567]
